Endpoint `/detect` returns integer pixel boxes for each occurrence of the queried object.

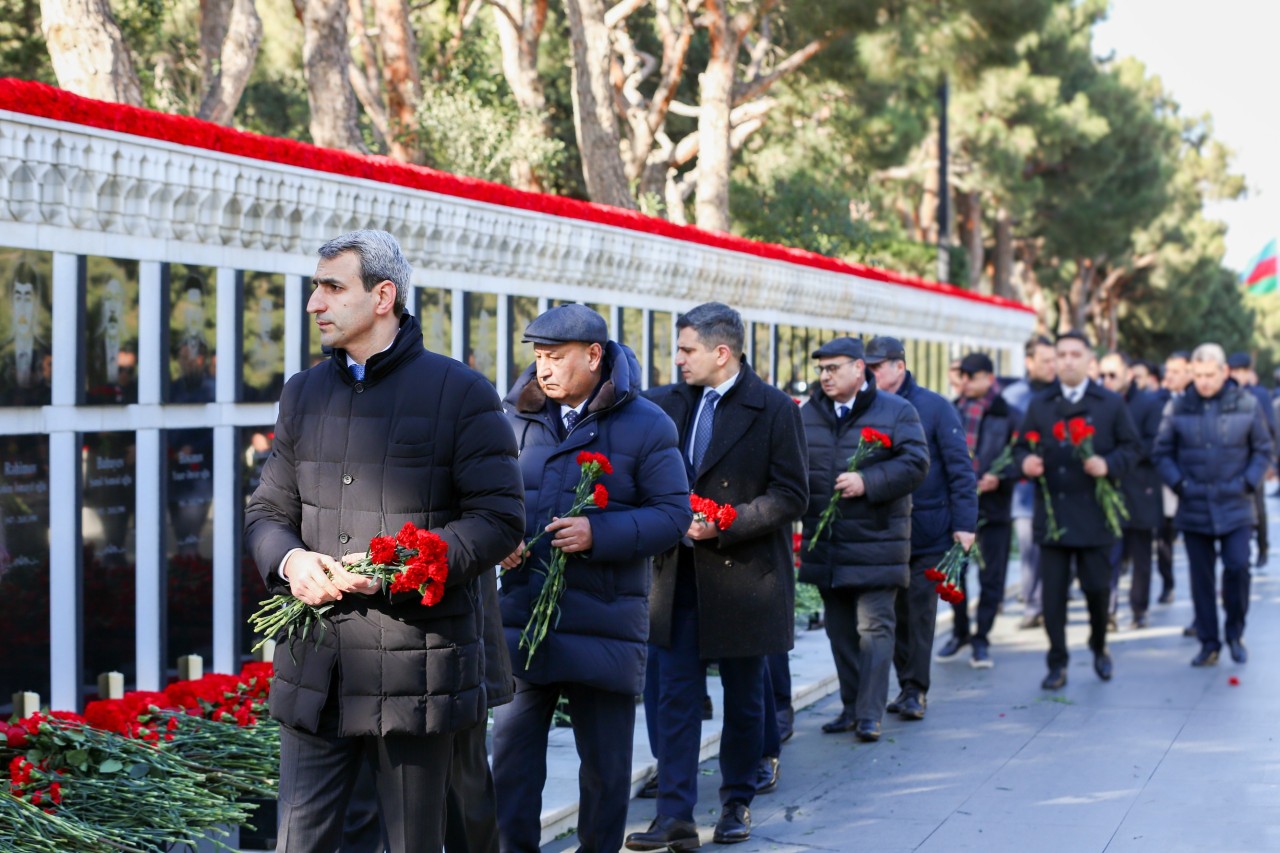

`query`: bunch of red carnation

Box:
[8,753,62,810]
[924,541,971,604]
[808,427,892,550]
[374,522,450,606]
[1054,416,1128,536]
[690,493,737,530]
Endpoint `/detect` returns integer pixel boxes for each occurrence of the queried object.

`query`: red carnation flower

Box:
[716,503,737,530]
[1068,417,1089,445]
[593,483,609,509]
[369,536,397,565]
[421,584,445,607]
[1052,421,1067,442]
[861,427,892,448]
[1229,676,1240,686]
[395,521,420,549]
[1024,430,1041,445]
[924,568,945,583]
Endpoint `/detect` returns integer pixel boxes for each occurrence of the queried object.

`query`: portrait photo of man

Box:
[0,254,52,407]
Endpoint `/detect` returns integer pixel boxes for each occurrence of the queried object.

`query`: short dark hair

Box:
[1025,335,1054,357]
[1106,351,1133,367]
[1056,330,1092,349]
[676,302,744,356]
[318,230,411,318]
[1167,350,1191,363]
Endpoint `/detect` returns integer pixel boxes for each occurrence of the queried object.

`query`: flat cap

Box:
[522,303,608,346]
[865,336,906,365]
[1227,351,1252,370]
[812,336,864,361]
[959,352,995,375]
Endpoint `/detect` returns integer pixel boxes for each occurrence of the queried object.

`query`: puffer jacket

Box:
[500,342,690,695]
[897,371,978,555]
[244,314,525,737]
[799,376,930,590]
[1153,384,1272,536]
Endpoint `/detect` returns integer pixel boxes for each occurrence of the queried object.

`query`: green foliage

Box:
[0,0,52,84]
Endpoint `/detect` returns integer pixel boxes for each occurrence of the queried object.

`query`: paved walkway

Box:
[544,496,1280,852]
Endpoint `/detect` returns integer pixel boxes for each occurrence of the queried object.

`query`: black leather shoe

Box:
[712,802,751,844]
[777,705,795,743]
[1041,667,1067,690]
[1130,613,1148,630]
[1183,623,1197,637]
[1228,639,1248,664]
[899,692,926,720]
[754,756,780,794]
[886,690,907,714]
[822,712,857,734]
[637,775,658,798]
[1158,589,1175,605]
[1094,651,1113,681]
[1191,646,1220,667]
[854,719,881,742]
[625,815,701,851]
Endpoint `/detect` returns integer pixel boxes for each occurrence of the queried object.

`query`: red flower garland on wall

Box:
[0,77,1033,316]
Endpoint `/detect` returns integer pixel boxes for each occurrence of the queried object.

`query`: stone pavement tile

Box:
[1105,817,1280,853]
[913,813,1117,852]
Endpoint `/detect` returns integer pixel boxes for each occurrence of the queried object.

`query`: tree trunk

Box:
[373,0,423,162]
[918,134,939,244]
[491,0,550,190]
[694,0,733,233]
[293,0,366,151]
[562,0,636,209]
[196,0,263,125]
[993,206,1014,300]
[956,190,985,292]
[39,0,143,106]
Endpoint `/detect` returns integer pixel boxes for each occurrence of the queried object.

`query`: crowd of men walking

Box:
[246,230,1276,853]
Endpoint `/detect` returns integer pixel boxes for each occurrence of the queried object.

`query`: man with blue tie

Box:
[628,302,808,849]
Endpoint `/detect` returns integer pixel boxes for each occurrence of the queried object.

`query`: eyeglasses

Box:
[815,361,854,376]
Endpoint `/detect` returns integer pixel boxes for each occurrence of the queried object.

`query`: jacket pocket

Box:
[386,440,434,459]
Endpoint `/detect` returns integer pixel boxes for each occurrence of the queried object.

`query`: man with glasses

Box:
[799,337,928,740]
[1099,352,1164,629]
[862,336,976,719]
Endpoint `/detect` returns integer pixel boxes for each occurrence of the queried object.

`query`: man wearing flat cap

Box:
[493,303,691,853]
[862,336,976,719]
[798,336,928,742]
[941,352,1019,667]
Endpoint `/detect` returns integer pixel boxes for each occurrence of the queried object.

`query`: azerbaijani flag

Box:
[1242,239,1277,295]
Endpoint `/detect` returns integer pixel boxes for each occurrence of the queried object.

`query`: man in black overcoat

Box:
[1099,352,1165,629]
[1013,331,1141,690]
[627,302,808,850]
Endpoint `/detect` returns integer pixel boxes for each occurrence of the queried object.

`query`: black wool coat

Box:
[647,360,809,660]
[1012,379,1141,549]
[1120,385,1166,532]
[244,314,526,737]
[799,377,930,590]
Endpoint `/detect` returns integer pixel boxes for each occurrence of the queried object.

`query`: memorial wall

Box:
[0,80,1034,712]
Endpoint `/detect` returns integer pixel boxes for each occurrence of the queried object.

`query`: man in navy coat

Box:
[628,302,807,850]
[492,304,691,853]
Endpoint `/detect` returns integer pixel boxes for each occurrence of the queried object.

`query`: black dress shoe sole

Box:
[821,720,857,734]
[1191,652,1219,667]
[899,705,925,721]
[711,830,750,845]
[624,832,701,851]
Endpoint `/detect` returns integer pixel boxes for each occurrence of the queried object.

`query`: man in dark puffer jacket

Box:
[493,304,690,853]
[1154,343,1272,667]
[862,336,976,721]
[244,230,525,852]
[800,337,929,742]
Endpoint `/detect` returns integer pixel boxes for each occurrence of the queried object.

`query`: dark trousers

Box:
[949,523,1012,643]
[645,602,764,822]
[1157,515,1178,595]
[760,652,792,759]
[1255,487,1269,564]
[444,718,499,853]
[1183,527,1252,651]
[277,723,453,853]
[1040,545,1111,670]
[1109,528,1155,617]
[491,679,635,853]
[822,586,897,723]
[894,551,942,694]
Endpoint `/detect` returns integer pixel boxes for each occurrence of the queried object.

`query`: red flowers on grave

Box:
[250,522,449,653]
[808,427,892,550]
[1053,417,1129,537]
[926,542,971,604]
[690,493,738,531]
[517,452,613,668]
